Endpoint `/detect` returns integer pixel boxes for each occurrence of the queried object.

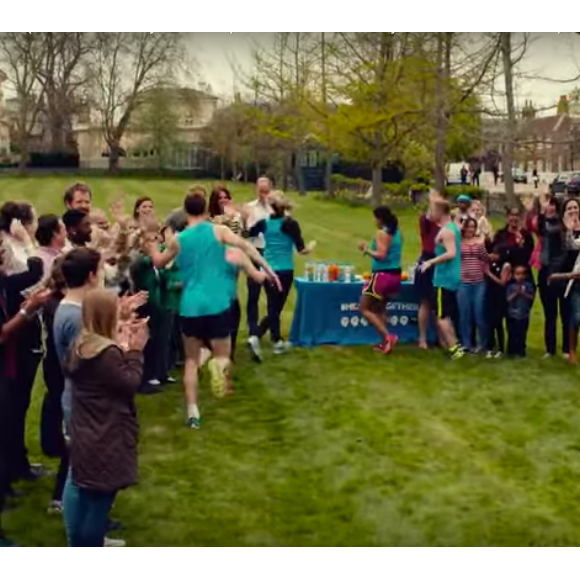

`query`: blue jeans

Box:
[457,282,487,350]
[62,471,116,547]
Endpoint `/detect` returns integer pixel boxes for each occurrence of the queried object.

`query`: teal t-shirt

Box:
[176,221,231,317]
[433,222,461,291]
[263,218,295,272]
[370,226,402,272]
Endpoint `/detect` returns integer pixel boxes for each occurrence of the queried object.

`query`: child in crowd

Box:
[506,265,535,357]
[159,226,181,380]
[485,250,509,358]
[129,220,165,393]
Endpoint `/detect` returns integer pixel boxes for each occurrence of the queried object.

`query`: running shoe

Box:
[186,416,201,430]
[208,359,227,398]
[494,351,503,359]
[273,341,291,355]
[486,351,494,359]
[247,336,262,362]
[104,537,126,547]
[450,347,465,360]
[47,500,63,515]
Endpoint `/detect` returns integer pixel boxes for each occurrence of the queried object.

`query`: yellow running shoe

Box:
[208,359,227,398]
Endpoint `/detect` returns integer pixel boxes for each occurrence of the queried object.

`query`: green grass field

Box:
[3,176,580,546]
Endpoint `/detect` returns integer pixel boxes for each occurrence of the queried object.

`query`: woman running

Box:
[358,205,403,354]
[247,192,315,357]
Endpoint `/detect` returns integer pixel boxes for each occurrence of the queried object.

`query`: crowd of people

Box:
[360,189,580,363]
[0,177,314,547]
[1,174,579,548]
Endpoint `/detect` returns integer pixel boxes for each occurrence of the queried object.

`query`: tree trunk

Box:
[433,33,453,193]
[108,143,121,172]
[325,154,333,198]
[500,32,518,207]
[372,163,382,207]
[17,149,27,173]
[296,149,306,196]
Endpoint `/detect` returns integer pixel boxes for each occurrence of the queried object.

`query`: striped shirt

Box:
[460,241,488,284]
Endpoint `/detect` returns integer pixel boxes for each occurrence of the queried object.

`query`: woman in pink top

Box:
[457,217,490,352]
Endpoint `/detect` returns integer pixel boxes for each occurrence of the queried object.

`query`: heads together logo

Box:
[340,301,416,328]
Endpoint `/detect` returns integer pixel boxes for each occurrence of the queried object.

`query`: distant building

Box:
[480,97,580,174]
[0,72,10,159]
[73,86,218,169]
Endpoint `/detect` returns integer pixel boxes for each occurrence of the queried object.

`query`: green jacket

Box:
[160,260,182,312]
[130,252,162,309]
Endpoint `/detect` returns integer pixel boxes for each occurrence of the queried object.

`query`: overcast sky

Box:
[190,32,580,115]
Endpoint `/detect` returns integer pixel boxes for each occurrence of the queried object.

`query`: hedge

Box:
[328,174,485,205]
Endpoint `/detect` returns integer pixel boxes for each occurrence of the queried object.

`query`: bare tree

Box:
[87,32,185,171]
[0,33,46,170]
[431,33,501,191]
[499,32,529,207]
[246,32,318,191]
[35,32,91,154]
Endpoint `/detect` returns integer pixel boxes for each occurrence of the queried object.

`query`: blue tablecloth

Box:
[289,277,433,347]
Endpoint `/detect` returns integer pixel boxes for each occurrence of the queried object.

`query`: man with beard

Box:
[63,209,92,250]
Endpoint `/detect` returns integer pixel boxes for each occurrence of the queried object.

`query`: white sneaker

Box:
[104,537,126,547]
[247,336,262,362]
[486,351,494,359]
[273,341,291,355]
[148,379,161,386]
[542,353,553,360]
[494,351,503,359]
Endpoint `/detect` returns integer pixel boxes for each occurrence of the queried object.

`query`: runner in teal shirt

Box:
[420,198,464,359]
[147,190,278,429]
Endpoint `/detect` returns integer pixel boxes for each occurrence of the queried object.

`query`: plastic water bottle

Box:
[345,264,353,283]
[315,262,322,282]
[338,263,345,283]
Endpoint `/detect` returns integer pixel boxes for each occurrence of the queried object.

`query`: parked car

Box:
[565,173,580,195]
[500,168,528,184]
[549,172,571,195]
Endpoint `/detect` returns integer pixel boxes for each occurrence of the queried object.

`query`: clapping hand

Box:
[420,260,433,273]
[118,291,149,321]
[10,219,30,244]
[128,318,149,352]
[358,241,367,253]
[23,287,52,312]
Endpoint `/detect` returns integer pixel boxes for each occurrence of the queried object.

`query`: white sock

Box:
[187,404,200,419]
[199,348,212,367]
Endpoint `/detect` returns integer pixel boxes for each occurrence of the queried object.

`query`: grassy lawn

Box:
[3,176,580,546]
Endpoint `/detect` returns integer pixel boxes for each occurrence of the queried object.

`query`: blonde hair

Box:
[81,288,118,341]
[268,190,293,214]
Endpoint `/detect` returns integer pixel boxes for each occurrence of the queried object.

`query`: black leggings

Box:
[257,271,294,343]
[538,268,570,355]
[230,299,241,361]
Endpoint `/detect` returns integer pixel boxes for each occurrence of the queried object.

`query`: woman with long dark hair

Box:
[358,205,403,354]
[208,185,245,236]
[132,197,155,223]
[41,257,69,514]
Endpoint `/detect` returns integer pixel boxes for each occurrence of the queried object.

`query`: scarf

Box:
[74,329,116,361]
[0,289,16,379]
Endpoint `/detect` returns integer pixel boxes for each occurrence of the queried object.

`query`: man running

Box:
[420,199,464,359]
[147,190,279,429]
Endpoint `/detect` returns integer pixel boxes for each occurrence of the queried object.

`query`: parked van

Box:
[446,162,467,186]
